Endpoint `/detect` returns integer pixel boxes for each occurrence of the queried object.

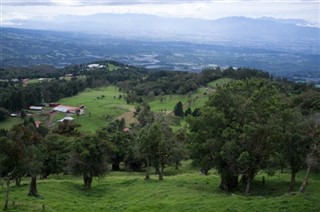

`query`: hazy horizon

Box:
[2,0,320,27]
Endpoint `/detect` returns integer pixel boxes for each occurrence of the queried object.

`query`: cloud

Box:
[2,0,318,6]
[2,0,175,6]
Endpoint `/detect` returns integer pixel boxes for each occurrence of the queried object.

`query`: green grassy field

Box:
[208,78,233,88]
[0,117,23,130]
[108,63,120,71]
[148,87,210,114]
[2,161,319,212]
[56,86,133,132]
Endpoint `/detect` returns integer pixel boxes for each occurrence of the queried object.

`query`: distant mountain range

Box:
[1,14,319,78]
[7,14,320,52]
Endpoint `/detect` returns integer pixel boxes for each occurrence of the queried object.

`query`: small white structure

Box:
[29,106,43,111]
[57,117,74,123]
[10,113,18,117]
[88,64,105,69]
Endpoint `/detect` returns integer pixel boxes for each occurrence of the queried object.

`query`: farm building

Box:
[49,102,60,107]
[29,106,43,111]
[53,105,83,114]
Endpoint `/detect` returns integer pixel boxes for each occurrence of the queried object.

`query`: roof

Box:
[34,121,41,128]
[29,106,43,110]
[53,105,80,112]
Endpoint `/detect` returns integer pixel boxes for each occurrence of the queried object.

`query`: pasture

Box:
[1,161,319,212]
[0,117,23,130]
[208,78,233,88]
[148,87,211,114]
[55,86,133,132]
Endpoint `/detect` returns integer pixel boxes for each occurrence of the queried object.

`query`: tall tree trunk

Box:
[145,158,150,180]
[15,177,21,186]
[201,168,209,175]
[159,166,164,181]
[299,166,311,193]
[4,176,10,211]
[40,173,49,180]
[112,163,120,171]
[245,176,251,195]
[83,174,92,190]
[240,175,248,185]
[28,175,38,196]
[289,170,296,192]
[219,174,238,192]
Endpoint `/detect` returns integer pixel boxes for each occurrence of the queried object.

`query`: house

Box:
[53,105,83,114]
[29,106,43,111]
[34,121,41,128]
[22,79,29,85]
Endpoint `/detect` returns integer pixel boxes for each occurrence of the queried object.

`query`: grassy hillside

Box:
[208,78,233,88]
[0,85,211,132]
[55,86,133,132]
[148,87,210,113]
[0,117,23,130]
[2,161,319,211]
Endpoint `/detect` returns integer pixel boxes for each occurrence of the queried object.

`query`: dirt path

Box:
[113,106,137,125]
[46,111,58,128]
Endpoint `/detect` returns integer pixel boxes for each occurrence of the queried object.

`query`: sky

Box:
[1,0,320,27]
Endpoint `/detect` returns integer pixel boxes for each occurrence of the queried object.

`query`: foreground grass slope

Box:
[2,162,319,212]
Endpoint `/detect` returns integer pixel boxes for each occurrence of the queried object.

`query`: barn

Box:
[53,105,83,114]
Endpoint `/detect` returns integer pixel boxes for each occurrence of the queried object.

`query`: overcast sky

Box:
[1,0,320,26]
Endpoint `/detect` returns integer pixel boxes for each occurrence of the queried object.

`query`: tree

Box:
[138,115,182,180]
[40,134,72,179]
[0,137,16,211]
[173,101,184,117]
[136,103,155,127]
[0,107,9,121]
[98,119,131,171]
[299,113,320,193]
[52,120,81,137]
[188,79,285,193]
[184,107,192,117]
[7,124,44,196]
[276,109,309,192]
[66,134,110,189]
[137,123,161,180]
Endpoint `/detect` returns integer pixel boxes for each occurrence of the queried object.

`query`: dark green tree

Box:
[0,107,9,121]
[174,101,184,117]
[40,134,72,179]
[137,123,161,180]
[188,79,285,194]
[184,107,192,117]
[66,134,110,189]
[7,124,44,196]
